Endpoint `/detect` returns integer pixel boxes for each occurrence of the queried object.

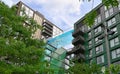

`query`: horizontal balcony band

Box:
[43,27,53,33]
[43,23,53,29]
[72,28,84,37]
[42,31,52,37]
[72,36,85,45]
[66,45,85,55]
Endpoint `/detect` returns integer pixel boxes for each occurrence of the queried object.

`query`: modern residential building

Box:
[68,1,120,67]
[16,1,65,73]
[16,1,63,40]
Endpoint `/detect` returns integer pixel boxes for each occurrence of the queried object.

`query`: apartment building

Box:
[68,1,120,67]
[16,1,63,40]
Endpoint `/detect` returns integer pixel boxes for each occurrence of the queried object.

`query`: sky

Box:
[2,0,101,31]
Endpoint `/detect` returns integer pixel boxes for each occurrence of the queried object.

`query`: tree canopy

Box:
[83,0,119,27]
[69,63,120,74]
[0,1,49,74]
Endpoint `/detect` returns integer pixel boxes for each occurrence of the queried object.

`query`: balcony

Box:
[72,36,85,45]
[72,45,85,54]
[42,30,52,37]
[73,53,85,62]
[67,44,85,55]
[43,23,53,30]
[72,28,84,37]
[43,27,53,33]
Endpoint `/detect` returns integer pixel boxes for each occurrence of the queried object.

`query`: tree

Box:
[82,0,119,27]
[69,62,120,74]
[0,1,51,74]
[68,63,102,74]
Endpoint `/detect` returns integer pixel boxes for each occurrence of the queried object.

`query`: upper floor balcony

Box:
[66,44,85,55]
[72,36,85,45]
[72,28,84,38]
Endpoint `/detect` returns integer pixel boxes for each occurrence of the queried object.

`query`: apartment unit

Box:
[69,1,120,66]
[16,1,63,40]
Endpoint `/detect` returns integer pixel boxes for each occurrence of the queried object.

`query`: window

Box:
[88,40,92,48]
[90,59,93,64]
[45,50,52,55]
[110,37,119,47]
[88,32,92,38]
[45,55,51,61]
[104,6,114,18]
[118,0,120,10]
[94,26,102,35]
[96,44,103,54]
[111,48,120,59]
[81,25,87,32]
[97,15,101,23]
[21,4,34,18]
[94,15,101,25]
[89,50,92,57]
[107,17,116,27]
[97,55,104,64]
[111,27,117,34]
[87,26,91,31]
[109,27,117,37]
[95,36,102,44]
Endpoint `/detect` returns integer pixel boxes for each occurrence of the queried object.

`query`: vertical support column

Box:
[103,22,111,74]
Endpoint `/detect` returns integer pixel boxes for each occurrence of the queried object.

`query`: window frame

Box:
[97,55,104,64]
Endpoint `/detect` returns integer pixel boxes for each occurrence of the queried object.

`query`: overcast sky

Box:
[2,0,101,31]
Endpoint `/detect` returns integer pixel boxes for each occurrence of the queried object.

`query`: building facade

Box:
[69,1,120,67]
[16,1,63,40]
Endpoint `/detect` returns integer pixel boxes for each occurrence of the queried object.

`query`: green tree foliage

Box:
[0,1,49,74]
[68,63,102,74]
[83,0,119,27]
[84,10,97,27]
[69,63,120,74]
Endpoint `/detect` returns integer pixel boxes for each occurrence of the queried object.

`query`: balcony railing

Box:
[42,30,52,37]
[72,28,84,37]
[66,45,85,55]
[72,36,85,45]
[43,23,53,30]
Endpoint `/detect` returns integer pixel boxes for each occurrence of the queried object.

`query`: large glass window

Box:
[104,6,114,18]
[111,48,120,59]
[89,49,92,57]
[45,55,51,61]
[21,4,34,18]
[97,55,104,64]
[81,25,87,32]
[88,32,92,38]
[94,15,101,25]
[90,59,93,64]
[95,36,102,44]
[94,26,102,35]
[118,0,120,10]
[45,50,52,55]
[107,17,116,27]
[87,26,91,31]
[110,37,119,47]
[88,40,92,48]
[109,27,117,37]
[111,27,117,34]
[96,44,103,54]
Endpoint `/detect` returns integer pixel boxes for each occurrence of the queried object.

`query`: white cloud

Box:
[1,0,83,31]
[2,0,14,7]
[23,0,82,31]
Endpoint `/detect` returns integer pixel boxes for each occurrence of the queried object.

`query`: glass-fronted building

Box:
[69,1,120,67]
